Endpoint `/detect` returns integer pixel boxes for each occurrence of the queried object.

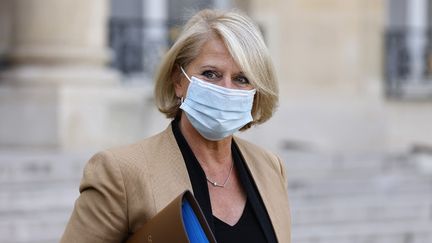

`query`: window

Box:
[109,0,213,79]
[385,0,432,99]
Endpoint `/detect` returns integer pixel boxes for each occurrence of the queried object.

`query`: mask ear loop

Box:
[178,66,191,105]
[176,66,189,106]
[180,66,192,82]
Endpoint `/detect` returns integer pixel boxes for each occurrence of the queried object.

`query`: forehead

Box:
[189,37,241,72]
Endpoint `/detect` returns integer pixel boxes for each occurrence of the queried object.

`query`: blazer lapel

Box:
[146,125,193,212]
[234,137,291,243]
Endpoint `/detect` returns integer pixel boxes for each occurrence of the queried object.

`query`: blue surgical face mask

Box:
[179,66,256,141]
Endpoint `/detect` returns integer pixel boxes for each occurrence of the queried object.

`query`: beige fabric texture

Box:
[60,124,291,243]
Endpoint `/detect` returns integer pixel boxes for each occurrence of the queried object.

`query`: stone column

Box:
[407,0,428,83]
[142,0,168,76]
[0,0,11,58]
[0,0,121,149]
[2,0,117,85]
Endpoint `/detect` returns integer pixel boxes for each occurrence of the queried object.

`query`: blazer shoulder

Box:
[234,136,286,179]
[234,136,279,161]
[105,125,175,163]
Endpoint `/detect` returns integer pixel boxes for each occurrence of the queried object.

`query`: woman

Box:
[61,9,290,243]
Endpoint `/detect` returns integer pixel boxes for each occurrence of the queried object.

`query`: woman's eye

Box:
[202,70,219,79]
[235,76,250,85]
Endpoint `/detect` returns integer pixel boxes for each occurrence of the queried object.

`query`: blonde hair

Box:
[154,9,278,130]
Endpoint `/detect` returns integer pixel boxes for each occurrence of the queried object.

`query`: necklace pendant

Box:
[205,161,234,189]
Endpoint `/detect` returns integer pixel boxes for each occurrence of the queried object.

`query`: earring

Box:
[177,97,184,105]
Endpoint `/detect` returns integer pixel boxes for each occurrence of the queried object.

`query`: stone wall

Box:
[244,0,432,154]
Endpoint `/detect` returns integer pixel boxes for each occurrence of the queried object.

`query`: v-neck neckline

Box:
[171,118,278,242]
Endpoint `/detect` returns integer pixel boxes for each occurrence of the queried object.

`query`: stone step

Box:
[0,181,78,213]
[292,220,432,243]
[0,150,90,183]
[0,209,69,243]
[288,174,432,199]
[0,181,78,243]
[281,151,419,179]
[290,196,432,225]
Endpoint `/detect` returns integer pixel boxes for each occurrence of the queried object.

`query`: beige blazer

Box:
[61,125,291,243]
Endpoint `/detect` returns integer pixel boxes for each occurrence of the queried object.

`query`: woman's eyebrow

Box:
[200,65,218,69]
[199,65,245,76]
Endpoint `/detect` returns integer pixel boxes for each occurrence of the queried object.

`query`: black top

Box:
[171,119,277,243]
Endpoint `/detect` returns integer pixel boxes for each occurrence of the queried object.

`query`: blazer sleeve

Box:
[61,151,128,243]
[276,155,289,189]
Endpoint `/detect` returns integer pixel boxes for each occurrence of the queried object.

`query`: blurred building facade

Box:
[0,0,432,242]
[244,0,432,154]
[1,0,431,153]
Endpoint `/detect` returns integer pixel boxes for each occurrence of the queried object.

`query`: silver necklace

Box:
[206,161,234,188]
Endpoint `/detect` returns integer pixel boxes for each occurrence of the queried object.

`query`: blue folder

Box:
[182,199,210,243]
